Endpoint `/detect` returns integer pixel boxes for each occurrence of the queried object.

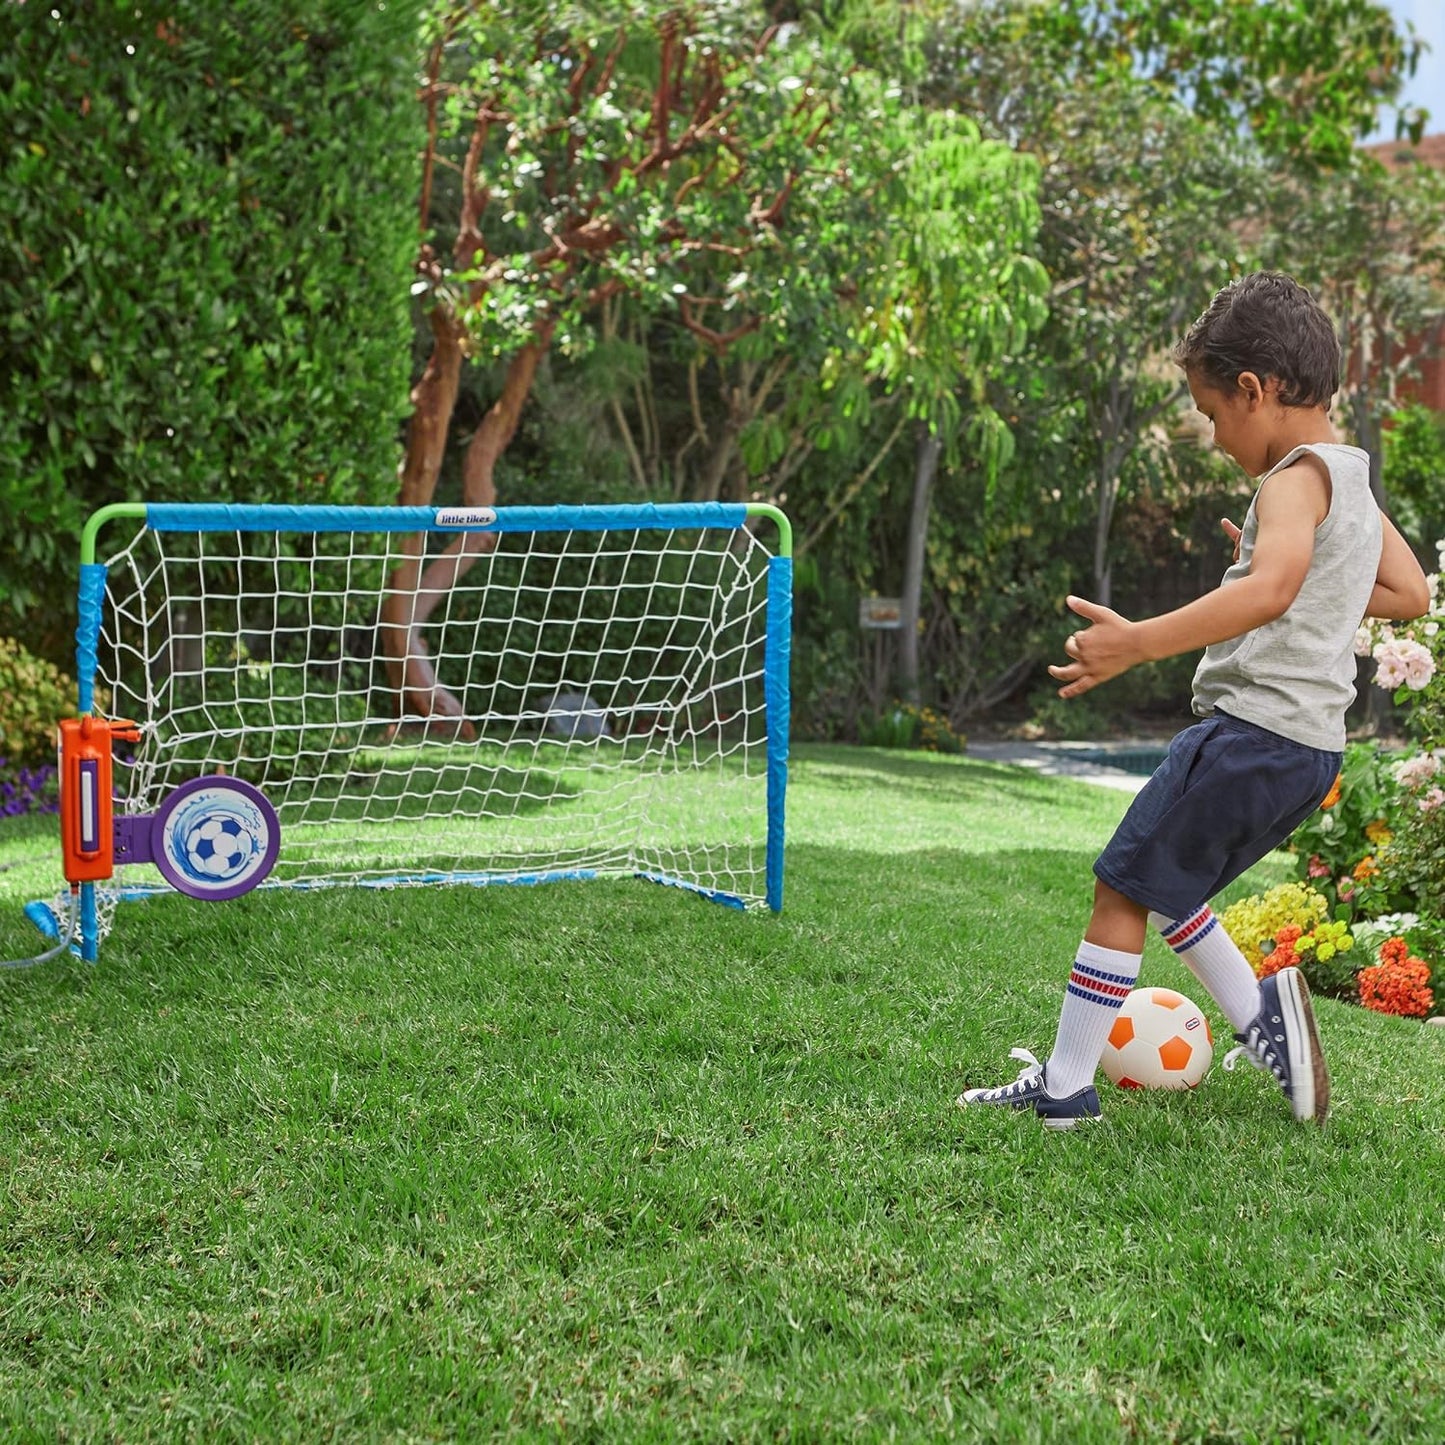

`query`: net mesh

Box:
[82,516,781,939]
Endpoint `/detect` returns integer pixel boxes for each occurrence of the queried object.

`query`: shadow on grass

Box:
[0,841,1117,1003]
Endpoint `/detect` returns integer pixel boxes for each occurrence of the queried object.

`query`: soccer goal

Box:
[42,501,791,961]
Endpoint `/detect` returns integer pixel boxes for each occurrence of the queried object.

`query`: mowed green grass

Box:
[1,744,1442,1442]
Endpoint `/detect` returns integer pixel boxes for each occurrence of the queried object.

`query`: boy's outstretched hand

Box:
[1048,595,1145,699]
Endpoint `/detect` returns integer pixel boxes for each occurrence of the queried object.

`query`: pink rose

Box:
[1393,753,1441,790]
[1373,638,1435,691]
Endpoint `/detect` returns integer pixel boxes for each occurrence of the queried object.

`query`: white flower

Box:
[1353,625,1375,657]
[1376,912,1420,933]
[1427,622,1440,637]
[1351,913,1422,955]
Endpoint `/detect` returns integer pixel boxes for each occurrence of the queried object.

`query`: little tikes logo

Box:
[1185,1017,1202,1030]
[435,507,497,527]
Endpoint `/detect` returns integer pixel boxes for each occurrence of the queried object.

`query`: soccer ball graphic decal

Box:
[152,777,280,900]
[1100,988,1213,1090]
[186,815,256,880]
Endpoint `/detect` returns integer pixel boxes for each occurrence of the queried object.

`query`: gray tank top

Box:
[1191,442,1381,751]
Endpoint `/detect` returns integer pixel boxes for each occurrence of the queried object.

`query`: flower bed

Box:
[1231,550,1445,1021]
[0,757,58,818]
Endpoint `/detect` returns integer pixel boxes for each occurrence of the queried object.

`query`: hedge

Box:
[0,0,423,658]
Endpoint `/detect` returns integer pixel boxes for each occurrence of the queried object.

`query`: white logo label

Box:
[435,507,498,528]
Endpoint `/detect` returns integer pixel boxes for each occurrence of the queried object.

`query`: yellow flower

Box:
[1219,883,1330,972]
[1364,819,1393,846]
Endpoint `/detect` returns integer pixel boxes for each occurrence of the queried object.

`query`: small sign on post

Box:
[859,596,903,630]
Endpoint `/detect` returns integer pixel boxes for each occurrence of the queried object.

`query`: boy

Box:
[960,271,1430,1130]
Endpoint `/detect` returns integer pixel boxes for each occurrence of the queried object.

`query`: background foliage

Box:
[2,0,1440,741]
[0,0,423,653]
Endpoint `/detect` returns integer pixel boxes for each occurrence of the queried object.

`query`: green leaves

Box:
[1013,0,1417,167]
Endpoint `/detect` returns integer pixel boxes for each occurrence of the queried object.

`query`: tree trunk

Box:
[696,424,739,502]
[1093,470,1116,610]
[380,318,555,728]
[379,306,465,727]
[899,424,941,708]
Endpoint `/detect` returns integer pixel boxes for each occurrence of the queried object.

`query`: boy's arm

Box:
[1049,463,1326,699]
[1365,513,1430,621]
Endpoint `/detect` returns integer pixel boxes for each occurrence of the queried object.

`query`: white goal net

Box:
[57,502,791,958]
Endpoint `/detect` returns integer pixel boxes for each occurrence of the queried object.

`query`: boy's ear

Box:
[1235,371,1267,405]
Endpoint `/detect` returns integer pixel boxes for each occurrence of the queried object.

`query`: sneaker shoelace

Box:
[1222,1027,1286,1085]
[988,1047,1045,1098]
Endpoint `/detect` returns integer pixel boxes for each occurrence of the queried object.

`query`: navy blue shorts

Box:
[1093,711,1342,920]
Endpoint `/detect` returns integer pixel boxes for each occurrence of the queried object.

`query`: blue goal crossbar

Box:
[69,502,792,959]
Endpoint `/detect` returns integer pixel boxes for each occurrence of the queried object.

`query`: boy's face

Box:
[1187,371,1269,477]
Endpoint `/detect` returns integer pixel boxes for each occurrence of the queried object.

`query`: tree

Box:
[1258,151,1445,505]
[386,0,859,724]
[931,0,1419,606]
[389,0,1049,724]
[1002,0,1426,164]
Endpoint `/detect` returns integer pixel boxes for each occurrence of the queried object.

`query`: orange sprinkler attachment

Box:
[58,716,141,885]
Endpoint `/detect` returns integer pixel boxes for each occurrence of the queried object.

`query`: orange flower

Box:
[1380,936,1410,968]
[1320,774,1343,809]
[1358,956,1435,1017]
[1258,926,1302,979]
[1352,855,1378,881]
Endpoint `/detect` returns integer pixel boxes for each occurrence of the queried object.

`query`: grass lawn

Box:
[1,743,1442,1441]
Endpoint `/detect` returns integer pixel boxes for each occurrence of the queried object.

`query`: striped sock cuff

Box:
[1065,959,1135,1007]
[1160,906,1217,954]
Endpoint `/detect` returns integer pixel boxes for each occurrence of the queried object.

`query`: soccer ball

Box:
[1101,988,1214,1090]
[185,814,255,880]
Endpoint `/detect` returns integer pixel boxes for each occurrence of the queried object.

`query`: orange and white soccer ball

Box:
[1101,988,1214,1090]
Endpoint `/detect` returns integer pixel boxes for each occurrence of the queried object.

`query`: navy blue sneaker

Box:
[958,1049,1102,1131]
[1034,1083,1103,1132]
[1224,966,1330,1124]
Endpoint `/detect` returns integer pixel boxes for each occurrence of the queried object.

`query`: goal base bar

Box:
[40,866,760,945]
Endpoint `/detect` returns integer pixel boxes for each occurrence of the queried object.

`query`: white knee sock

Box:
[1150,906,1261,1032]
[1045,940,1142,1097]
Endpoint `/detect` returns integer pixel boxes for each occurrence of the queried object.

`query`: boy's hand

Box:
[1222,518,1242,562]
[1048,595,1145,698]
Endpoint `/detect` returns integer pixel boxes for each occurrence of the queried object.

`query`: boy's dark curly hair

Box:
[1173,271,1341,408]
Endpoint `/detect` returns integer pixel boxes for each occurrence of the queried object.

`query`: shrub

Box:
[0,1,423,656]
[0,636,77,768]
[1383,403,1445,549]
[857,703,965,753]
